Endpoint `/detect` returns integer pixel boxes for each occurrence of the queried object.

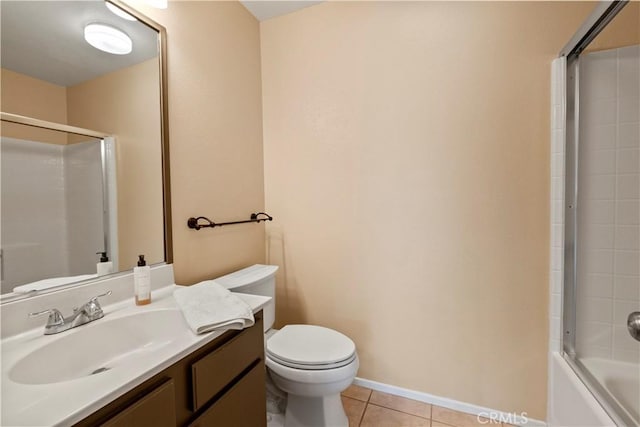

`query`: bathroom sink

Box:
[9,309,187,385]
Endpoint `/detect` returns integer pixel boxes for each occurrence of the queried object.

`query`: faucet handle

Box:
[82,290,112,318]
[89,290,112,304]
[29,308,65,327]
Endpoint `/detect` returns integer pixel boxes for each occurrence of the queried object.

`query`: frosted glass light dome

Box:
[84,23,132,55]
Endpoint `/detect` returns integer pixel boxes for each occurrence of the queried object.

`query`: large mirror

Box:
[0,0,171,300]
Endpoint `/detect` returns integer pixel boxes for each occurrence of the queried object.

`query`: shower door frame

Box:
[560,1,635,426]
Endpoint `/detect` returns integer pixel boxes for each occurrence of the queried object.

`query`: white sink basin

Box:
[9,309,186,385]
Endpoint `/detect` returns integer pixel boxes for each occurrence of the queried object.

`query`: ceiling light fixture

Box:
[84,23,132,55]
[145,0,167,9]
[105,2,137,21]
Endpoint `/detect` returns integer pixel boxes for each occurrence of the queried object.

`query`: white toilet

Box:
[214,264,359,427]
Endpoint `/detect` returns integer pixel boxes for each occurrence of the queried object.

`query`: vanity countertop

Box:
[0,285,271,427]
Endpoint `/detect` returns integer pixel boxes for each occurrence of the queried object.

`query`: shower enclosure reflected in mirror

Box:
[0,0,171,299]
[562,1,639,425]
[1,122,117,294]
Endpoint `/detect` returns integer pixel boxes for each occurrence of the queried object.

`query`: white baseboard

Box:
[353,377,546,427]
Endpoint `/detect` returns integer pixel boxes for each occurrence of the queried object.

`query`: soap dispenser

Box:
[96,251,113,276]
[134,254,151,305]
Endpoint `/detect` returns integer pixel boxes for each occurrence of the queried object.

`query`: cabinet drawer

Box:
[102,379,175,427]
[191,315,263,411]
[189,362,266,427]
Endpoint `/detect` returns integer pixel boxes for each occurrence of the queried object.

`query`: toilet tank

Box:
[213,264,278,332]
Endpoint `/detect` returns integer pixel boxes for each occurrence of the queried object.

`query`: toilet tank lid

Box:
[213,264,279,290]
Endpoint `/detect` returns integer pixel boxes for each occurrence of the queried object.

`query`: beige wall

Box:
[1,68,68,144]
[122,0,265,284]
[67,59,164,271]
[587,1,640,52]
[261,1,595,419]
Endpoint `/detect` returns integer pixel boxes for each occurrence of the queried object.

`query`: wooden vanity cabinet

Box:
[74,311,266,427]
[101,379,176,427]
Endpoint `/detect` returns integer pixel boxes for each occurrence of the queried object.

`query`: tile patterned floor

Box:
[341,385,518,427]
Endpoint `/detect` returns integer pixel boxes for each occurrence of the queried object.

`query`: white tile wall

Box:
[549,56,566,354]
[575,45,640,363]
[0,137,105,294]
[619,122,639,148]
[615,275,640,301]
[583,274,614,298]
[1,138,69,293]
[583,124,616,149]
[617,149,639,173]
[583,200,615,224]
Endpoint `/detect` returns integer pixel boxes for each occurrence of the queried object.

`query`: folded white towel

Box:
[13,274,99,293]
[173,280,254,334]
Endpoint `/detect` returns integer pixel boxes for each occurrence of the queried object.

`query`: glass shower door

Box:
[574,42,640,426]
[563,2,639,426]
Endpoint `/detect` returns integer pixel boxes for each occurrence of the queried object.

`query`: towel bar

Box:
[187,212,273,230]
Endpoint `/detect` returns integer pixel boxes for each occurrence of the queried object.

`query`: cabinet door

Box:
[190,363,266,427]
[102,379,176,427]
[191,315,263,411]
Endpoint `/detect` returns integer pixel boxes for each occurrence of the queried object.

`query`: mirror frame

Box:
[0,0,172,302]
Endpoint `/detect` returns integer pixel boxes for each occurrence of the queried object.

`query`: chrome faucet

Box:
[29,290,112,335]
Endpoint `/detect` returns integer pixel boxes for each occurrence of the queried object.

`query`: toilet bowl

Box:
[214,265,358,427]
[266,324,359,427]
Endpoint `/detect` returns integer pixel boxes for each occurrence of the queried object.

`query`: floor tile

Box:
[432,422,455,427]
[342,384,372,402]
[369,390,431,419]
[431,406,492,427]
[360,404,430,426]
[342,396,366,427]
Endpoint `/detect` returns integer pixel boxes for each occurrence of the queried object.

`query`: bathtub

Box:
[581,357,640,426]
[547,352,615,427]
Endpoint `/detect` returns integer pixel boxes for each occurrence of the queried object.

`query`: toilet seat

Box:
[268,352,357,370]
[267,325,356,371]
[266,352,359,387]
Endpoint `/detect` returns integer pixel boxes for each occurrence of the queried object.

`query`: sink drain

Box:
[90,367,111,375]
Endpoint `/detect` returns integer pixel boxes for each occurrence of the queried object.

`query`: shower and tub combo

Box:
[548,1,639,426]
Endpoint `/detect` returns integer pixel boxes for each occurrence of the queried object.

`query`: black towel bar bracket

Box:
[187,212,273,230]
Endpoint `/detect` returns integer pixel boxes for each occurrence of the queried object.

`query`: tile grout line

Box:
[430,403,433,427]
[358,403,365,427]
[359,390,372,426]
[431,402,433,422]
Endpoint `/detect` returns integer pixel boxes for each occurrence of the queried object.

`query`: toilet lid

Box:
[266,325,356,368]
